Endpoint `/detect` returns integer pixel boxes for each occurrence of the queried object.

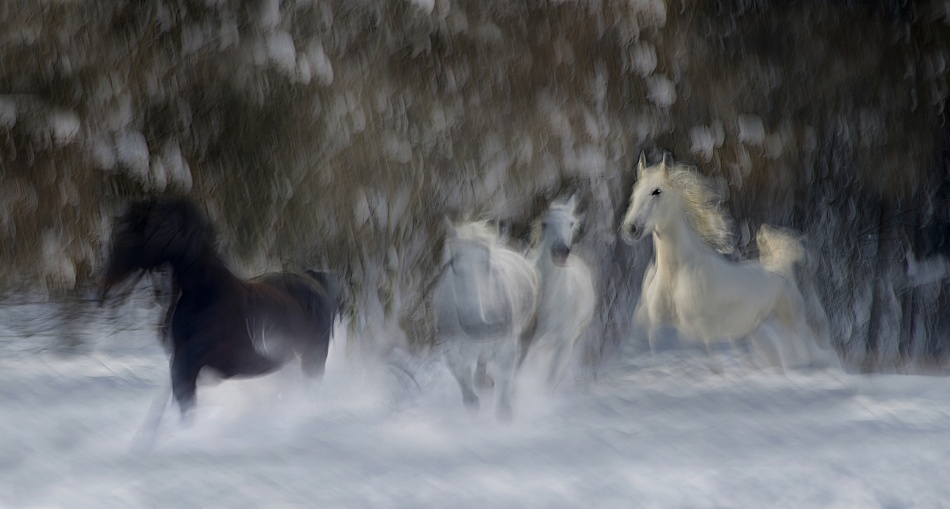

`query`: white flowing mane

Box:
[452,220,500,246]
[625,154,837,371]
[663,162,736,255]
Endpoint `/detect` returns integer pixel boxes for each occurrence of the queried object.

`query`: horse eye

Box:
[651,188,662,196]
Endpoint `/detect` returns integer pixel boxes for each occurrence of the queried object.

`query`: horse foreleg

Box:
[131,382,172,451]
[444,345,479,413]
[474,357,494,393]
[493,341,517,423]
[170,352,203,420]
[546,338,570,388]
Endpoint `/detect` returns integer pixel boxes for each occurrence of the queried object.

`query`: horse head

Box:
[100,198,214,303]
[444,220,494,280]
[440,220,516,338]
[621,151,674,244]
[539,195,580,266]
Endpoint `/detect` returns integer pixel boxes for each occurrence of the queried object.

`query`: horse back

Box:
[248,271,341,338]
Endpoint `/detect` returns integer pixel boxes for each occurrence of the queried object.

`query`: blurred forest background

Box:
[2,0,949,372]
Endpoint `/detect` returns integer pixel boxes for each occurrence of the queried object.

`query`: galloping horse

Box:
[100,198,341,418]
[520,196,596,387]
[436,220,538,421]
[620,153,835,369]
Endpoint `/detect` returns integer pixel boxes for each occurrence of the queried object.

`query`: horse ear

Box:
[565,194,577,214]
[636,151,647,179]
[661,151,673,172]
[443,216,457,239]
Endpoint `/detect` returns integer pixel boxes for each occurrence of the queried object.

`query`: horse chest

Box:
[436,271,513,340]
[537,268,591,327]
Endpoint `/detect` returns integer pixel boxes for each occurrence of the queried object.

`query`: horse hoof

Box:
[495,405,514,424]
[475,374,495,393]
[179,406,196,427]
[463,396,480,414]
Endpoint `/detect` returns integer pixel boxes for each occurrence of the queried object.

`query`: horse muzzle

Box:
[621,222,645,245]
[551,244,571,266]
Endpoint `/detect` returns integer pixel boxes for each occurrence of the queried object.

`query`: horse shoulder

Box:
[569,257,595,292]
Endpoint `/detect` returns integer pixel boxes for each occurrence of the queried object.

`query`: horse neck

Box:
[653,211,710,272]
[169,250,239,296]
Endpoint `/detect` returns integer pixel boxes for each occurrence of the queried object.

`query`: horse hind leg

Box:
[774,291,821,369]
[300,329,331,379]
[795,315,839,370]
[750,323,787,371]
[703,339,727,375]
[131,382,172,451]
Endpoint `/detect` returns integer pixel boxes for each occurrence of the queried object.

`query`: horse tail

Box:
[757,225,839,367]
[756,224,804,280]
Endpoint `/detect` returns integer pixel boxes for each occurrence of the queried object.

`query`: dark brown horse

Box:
[100,198,341,418]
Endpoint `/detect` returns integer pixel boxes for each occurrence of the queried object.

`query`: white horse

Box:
[436,220,539,421]
[620,153,835,370]
[520,196,596,388]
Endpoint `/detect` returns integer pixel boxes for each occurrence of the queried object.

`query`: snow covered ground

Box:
[2,297,950,509]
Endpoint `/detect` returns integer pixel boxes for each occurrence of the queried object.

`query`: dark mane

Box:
[101,198,220,298]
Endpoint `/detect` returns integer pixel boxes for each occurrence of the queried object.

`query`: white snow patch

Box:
[906,252,950,287]
[115,131,150,183]
[0,97,16,128]
[181,24,207,56]
[218,14,240,49]
[103,93,134,133]
[157,141,192,191]
[304,40,334,85]
[689,121,725,162]
[267,31,297,78]
[737,114,766,145]
[383,132,413,164]
[257,0,281,30]
[628,41,657,77]
[474,21,504,44]
[295,55,313,85]
[567,144,607,176]
[646,74,676,108]
[3,299,950,508]
[631,0,668,29]
[88,137,117,171]
[405,0,435,15]
[50,110,81,145]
